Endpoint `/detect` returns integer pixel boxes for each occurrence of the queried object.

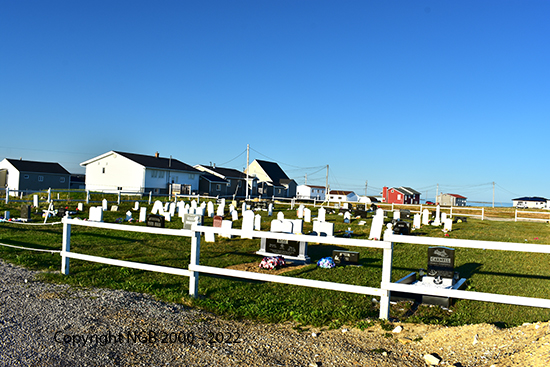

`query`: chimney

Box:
[155,152,159,158]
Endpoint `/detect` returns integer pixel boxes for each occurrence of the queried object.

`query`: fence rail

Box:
[515,209,550,223]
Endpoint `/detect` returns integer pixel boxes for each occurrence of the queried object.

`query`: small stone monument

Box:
[257,238,310,264]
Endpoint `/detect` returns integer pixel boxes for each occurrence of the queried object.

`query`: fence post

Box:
[5,188,8,204]
[117,191,121,205]
[86,190,90,204]
[148,191,152,205]
[189,230,201,298]
[379,235,394,320]
[47,188,51,203]
[61,218,71,275]
[515,209,517,222]
[482,208,485,220]
[451,206,453,217]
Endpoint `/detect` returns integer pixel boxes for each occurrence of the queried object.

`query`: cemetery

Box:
[1,194,550,330]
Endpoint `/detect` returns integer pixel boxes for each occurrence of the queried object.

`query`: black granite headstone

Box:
[393,220,410,235]
[146,214,165,228]
[427,246,455,279]
[265,238,301,257]
[332,250,360,265]
[20,205,31,220]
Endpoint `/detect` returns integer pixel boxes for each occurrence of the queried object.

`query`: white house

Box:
[327,190,358,203]
[436,193,467,207]
[512,197,548,209]
[296,185,326,201]
[0,158,71,195]
[246,159,297,198]
[80,151,201,194]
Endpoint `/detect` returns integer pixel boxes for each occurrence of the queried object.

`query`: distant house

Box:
[437,193,467,207]
[0,158,71,195]
[512,197,548,209]
[296,185,326,201]
[382,186,421,204]
[80,151,201,194]
[358,196,380,204]
[194,165,252,198]
[327,190,358,203]
[70,174,86,190]
[246,159,297,198]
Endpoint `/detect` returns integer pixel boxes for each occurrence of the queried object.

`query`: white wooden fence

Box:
[515,209,550,223]
[60,217,550,320]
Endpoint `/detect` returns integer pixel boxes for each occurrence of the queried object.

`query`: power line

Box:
[217,149,247,167]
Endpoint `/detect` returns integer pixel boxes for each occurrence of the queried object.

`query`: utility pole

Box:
[305,173,308,185]
[365,180,368,196]
[245,144,250,200]
[325,165,329,202]
[436,184,439,204]
[492,181,495,208]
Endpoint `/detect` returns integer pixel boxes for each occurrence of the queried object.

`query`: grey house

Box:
[0,158,71,195]
[194,165,253,198]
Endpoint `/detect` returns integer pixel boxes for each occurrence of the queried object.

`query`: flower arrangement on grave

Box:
[317,257,336,269]
[259,256,286,270]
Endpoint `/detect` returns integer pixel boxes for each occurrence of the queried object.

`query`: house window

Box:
[397,194,402,200]
[216,184,221,191]
[151,171,158,178]
[24,174,29,179]
[38,175,44,182]
[102,168,106,174]
[159,171,165,178]
[189,174,195,179]
[60,177,65,183]
[227,179,231,185]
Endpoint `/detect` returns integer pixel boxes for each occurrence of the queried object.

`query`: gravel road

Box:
[2,259,549,366]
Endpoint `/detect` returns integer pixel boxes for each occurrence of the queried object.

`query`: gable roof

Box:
[200,172,228,184]
[81,151,199,173]
[329,190,355,196]
[446,193,467,199]
[4,158,70,175]
[253,159,290,185]
[394,187,421,196]
[195,165,247,179]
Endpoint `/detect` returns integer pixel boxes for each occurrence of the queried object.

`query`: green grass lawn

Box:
[1,199,550,329]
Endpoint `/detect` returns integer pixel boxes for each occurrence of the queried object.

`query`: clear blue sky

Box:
[1,1,549,204]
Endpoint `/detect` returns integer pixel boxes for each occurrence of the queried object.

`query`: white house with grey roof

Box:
[0,158,71,195]
[246,159,297,198]
[80,151,201,194]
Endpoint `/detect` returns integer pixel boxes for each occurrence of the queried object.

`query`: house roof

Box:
[253,159,290,185]
[4,158,70,175]
[200,173,228,184]
[81,151,199,173]
[512,197,548,202]
[329,190,355,196]
[395,186,421,195]
[446,193,467,199]
[195,165,247,179]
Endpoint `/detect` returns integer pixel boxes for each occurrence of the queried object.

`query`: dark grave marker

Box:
[146,214,165,228]
[257,238,310,264]
[20,205,31,220]
[393,220,410,235]
[332,250,360,265]
[453,216,468,223]
[56,207,67,218]
[427,246,455,279]
[400,209,411,219]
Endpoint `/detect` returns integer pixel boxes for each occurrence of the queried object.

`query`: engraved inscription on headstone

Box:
[427,246,455,279]
[264,238,301,257]
[146,214,165,228]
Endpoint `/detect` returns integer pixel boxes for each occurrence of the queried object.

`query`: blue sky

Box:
[1,1,549,204]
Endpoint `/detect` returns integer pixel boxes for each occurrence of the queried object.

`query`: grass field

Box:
[1,198,550,329]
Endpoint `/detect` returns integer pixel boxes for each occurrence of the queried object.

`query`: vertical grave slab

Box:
[257,238,310,264]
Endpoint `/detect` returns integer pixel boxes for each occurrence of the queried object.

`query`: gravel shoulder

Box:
[1,259,549,366]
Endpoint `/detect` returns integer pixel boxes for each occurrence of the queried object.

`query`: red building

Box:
[382,186,421,204]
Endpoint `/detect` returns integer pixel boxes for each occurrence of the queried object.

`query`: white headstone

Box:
[344,211,351,223]
[191,200,197,209]
[229,204,235,214]
[242,202,247,216]
[433,205,441,226]
[441,212,447,222]
[254,214,262,230]
[369,212,384,240]
[152,200,164,215]
[139,207,147,222]
[268,203,273,216]
[89,206,103,222]
[413,213,421,229]
[393,210,400,220]
[220,220,233,238]
[125,210,132,221]
[313,221,334,237]
[111,205,119,212]
[77,203,84,211]
[270,219,293,233]
[164,212,172,222]
[33,195,39,207]
[376,208,384,217]
[241,210,255,239]
[304,208,311,223]
[164,202,170,212]
[422,209,430,225]
[169,202,176,217]
[297,204,304,219]
[133,201,140,210]
[231,210,238,221]
[216,203,225,217]
[318,207,326,222]
[207,202,214,217]
[102,199,108,211]
[289,219,303,234]
[444,218,453,232]
[277,212,285,221]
